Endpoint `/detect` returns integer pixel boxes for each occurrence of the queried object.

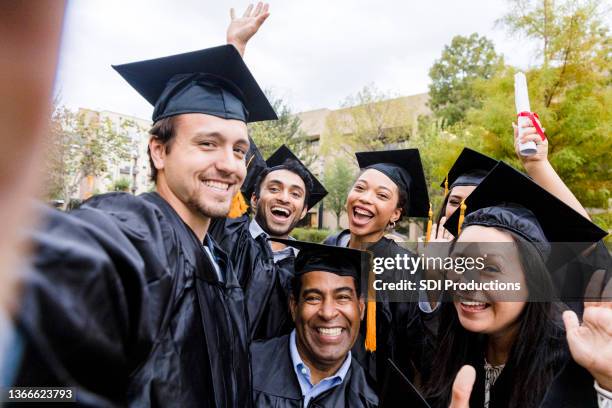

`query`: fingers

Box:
[519,133,547,145]
[230,7,236,20]
[512,122,518,140]
[242,3,254,18]
[449,365,476,408]
[253,2,263,16]
[563,310,580,332]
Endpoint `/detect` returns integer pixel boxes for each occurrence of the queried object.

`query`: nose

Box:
[317,297,339,321]
[215,146,243,180]
[357,189,374,205]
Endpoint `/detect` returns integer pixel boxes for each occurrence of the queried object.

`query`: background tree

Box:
[460,0,611,208]
[428,33,503,126]
[321,84,417,156]
[44,105,133,207]
[248,90,315,165]
[323,157,356,228]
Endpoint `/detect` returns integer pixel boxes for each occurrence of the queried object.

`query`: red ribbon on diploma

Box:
[518,111,546,141]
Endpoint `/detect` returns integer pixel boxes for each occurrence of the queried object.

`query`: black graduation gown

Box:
[251,335,379,408]
[14,192,251,407]
[324,230,424,395]
[210,216,295,340]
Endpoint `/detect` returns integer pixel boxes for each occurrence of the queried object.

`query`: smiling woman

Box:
[324,148,431,394]
[420,162,609,408]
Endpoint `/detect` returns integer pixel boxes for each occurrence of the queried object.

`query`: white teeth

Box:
[271,207,290,216]
[318,327,342,336]
[461,301,486,306]
[354,208,373,217]
[204,180,229,191]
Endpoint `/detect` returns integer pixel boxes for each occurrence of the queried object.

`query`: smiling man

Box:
[210,145,327,340]
[250,239,378,407]
[12,43,275,407]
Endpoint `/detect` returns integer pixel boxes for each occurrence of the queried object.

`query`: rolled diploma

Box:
[514,72,537,156]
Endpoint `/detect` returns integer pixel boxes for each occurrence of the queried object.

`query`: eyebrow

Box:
[301,287,356,297]
[355,178,392,193]
[193,131,249,148]
[267,178,305,192]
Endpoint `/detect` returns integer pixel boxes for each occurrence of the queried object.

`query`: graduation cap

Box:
[444,161,608,269]
[113,45,277,123]
[266,145,328,209]
[268,238,371,286]
[441,148,498,196]
[355,149,430,218]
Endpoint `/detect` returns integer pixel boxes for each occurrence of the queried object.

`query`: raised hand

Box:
[449,365,476,408]
[513,119,548,170]
[563,273,612,393]
[227,2,270,57]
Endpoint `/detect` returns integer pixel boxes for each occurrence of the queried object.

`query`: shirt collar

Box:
[249,219,298,255]
[289,329,351,388]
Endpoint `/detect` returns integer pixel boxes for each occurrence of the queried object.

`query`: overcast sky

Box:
[55,0,546,121]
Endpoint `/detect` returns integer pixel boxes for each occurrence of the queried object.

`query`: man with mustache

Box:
[210,145,327,340]
[10,6,273,407]
[250,239,378,407]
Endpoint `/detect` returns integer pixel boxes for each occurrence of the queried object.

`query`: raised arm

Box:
[226,2,270,57]
[513,120,590,220]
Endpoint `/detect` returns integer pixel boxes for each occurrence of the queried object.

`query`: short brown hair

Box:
[148,116,178,183]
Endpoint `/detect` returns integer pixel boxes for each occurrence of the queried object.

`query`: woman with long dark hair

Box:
[421,162,611,407]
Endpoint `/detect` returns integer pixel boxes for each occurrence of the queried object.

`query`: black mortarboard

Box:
[441,148,498,192]
[266,145,328,209]
[269,238,371,285]
[355,149,429,218]
[113,45,277,123]
[444,162,608,268]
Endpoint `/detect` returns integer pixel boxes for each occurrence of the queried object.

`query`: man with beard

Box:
[210,145,327,340]
[10,7,275,406]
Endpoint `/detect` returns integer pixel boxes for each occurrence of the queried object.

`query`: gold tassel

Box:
[457,200,467,236]
[443,174,449,197]
[425,203,433,244]
[228,191,249,218]
[365,300,376,352]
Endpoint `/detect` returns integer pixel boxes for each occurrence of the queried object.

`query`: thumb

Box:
[449,365,476,408]
[563,310,580,333]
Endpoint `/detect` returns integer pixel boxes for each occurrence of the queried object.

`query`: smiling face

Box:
[346,169,402,242]
[451,225,527,337]
[290,271,365,370]
[150,113,248,223]
[252,169,308,237]
[444,185,477,219]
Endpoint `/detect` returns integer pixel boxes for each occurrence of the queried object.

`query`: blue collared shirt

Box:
[289,329,351,406]
[249,219,297,263]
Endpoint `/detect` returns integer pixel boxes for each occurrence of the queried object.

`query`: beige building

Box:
[77,108,152,200]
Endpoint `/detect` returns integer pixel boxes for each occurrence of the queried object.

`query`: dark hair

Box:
[422,233,568,408]
[436,193,450,223]
[253,159,313,207]
[148,116,178,183]
[290,273,361,301]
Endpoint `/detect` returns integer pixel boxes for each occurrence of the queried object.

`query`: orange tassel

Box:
[228,191,249,218]
[457,200,467,236]
[425,203,433,244]
[443,175,449,197]
[365,300,376,352]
